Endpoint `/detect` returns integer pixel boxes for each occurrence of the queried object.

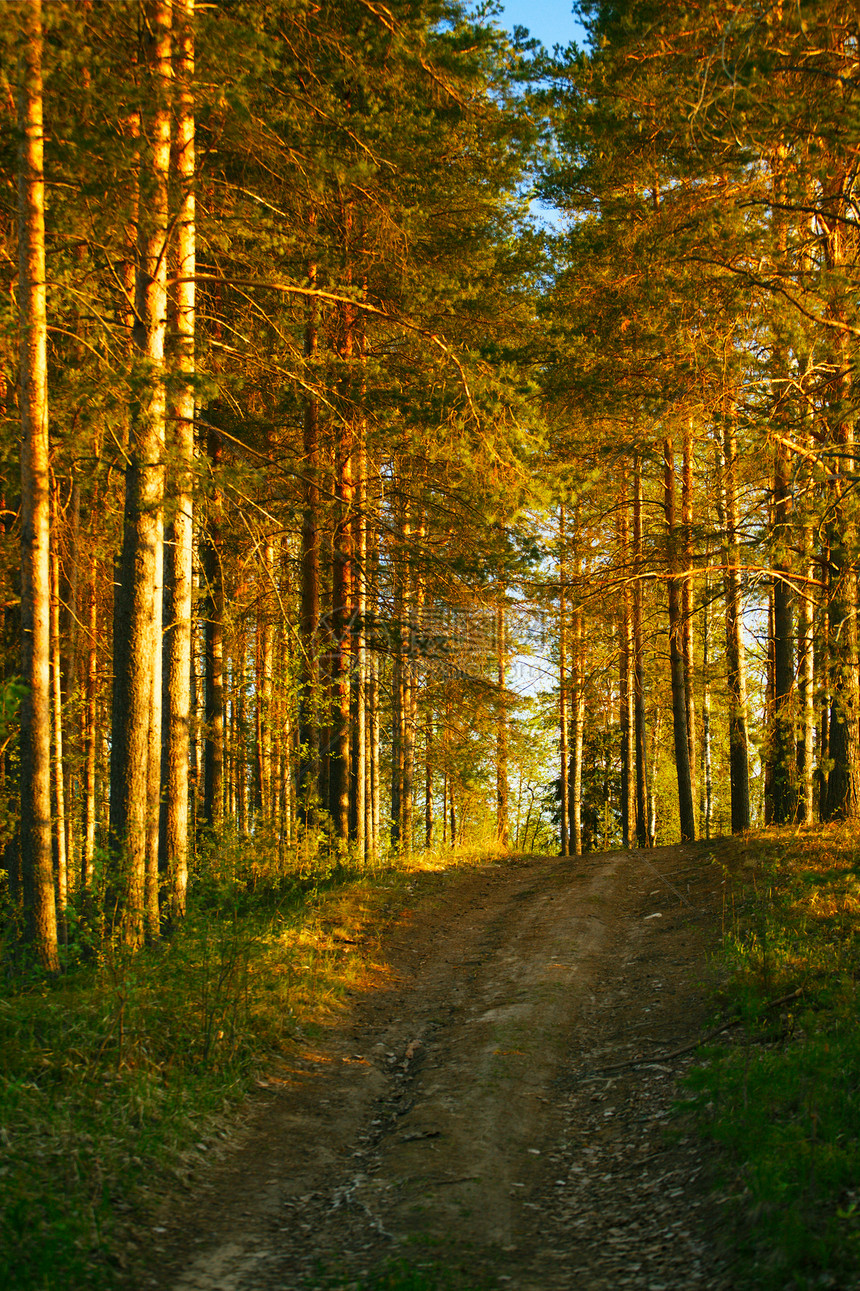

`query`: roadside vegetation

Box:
[0,840,490,1291]
[688,827,860,1289]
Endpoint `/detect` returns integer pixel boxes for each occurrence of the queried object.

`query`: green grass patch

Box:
[686,828,860,1288]
[0,840,475,1290]
[316,1256,498,1289]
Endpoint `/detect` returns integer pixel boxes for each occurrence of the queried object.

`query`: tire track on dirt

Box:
[153,846,733,1290]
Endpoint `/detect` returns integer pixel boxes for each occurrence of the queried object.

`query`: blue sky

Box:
[497,0,587,52]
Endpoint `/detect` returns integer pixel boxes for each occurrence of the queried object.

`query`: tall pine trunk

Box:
[558,505,569,856]
[662,437,696,842]
[17,0,58,969]
[109,0,171,947]
[770,438,796,822]
[50,520,67,927]
[329,397,353,838]
[201,426,224,829]
[569,530,584,856]
[298,255,320,824]
[82,554,98,890]
[618,468,635,848]
[823,186,859,818]
[162,0,195,917]
[496,598,509,849]
[700,578,713,840]
[632,455,649,847]
[717,420,751,832]
[681,422,696,820]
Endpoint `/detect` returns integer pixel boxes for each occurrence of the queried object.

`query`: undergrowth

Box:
[0,838,474,1291]
[687,828,860,1289]
[318,1257,498,1290]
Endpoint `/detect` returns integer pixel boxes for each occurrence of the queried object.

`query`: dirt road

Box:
[154,845,735,1290]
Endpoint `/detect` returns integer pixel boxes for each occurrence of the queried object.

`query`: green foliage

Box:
[0,841,423,1290]
[685,831,860,1288]
[318,1257,497,1290]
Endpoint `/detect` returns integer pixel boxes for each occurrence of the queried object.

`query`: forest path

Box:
[155,843,736,1290]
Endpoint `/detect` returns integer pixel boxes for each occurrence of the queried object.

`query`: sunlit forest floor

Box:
[3,830,860,1289]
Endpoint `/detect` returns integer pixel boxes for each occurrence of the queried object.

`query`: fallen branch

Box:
[595,988,804,1074]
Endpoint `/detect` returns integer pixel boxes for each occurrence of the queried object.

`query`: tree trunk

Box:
[558,505,569,856]
[328,243,355,839]
[632,455,649,848]
[797,460,816,826]
[618,469,635,848]
[717,422,751,832]
[82,554,98,890]
[60,479,80,888]
[297,249,321,826]
[17,0,58,969]
[351,418,367,859]
[770,438,796,822]
[797,545,815,827]
[442,771,448,846]
[700,577,712,840]
[496,599,509,849]
[681,420,697,816]
[109,0,171,948]
[390,482,406,850]
[162,0,195,918]
[367,512,380,862]
[400,508,421,858]
[569,572,584,857]
[256,539,274,824]
[662,437,696,843]
[424,714,433,850]
[202,426,224,830]
[825,372,859,816]
[648,706,661,845]
[145,509,163,939]
[49,517,69,948]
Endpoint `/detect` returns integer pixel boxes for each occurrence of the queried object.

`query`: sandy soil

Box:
[147,842,738,1290]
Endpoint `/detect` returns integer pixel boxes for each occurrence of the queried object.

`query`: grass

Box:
[685,827,860,1289]
[0,840,483,1291]
[316,1256,498,1289]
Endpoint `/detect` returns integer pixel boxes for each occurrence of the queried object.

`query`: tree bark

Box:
[390,480,406,851]
[681,420,697,818]
[700,576,712,840]
[109,0,171,947]
[50,518,68,932]
[329,234,355,840]
[558,505,569,856]
[351,402,367,859]
[632,454,649,848]
[618,469,635,848]
[202,426,224,829]
[162,0,195,918]
[145,509,163,939]
[823,183,859,818]
[255,537,274,824]
[717,421,751,832]
[770,438,796,822]
[569,531,584,856]
[424,714,433,850]
[663,437,696,843]
[797,407,816,826]
[496,599,509,849]
[298,252,320,825]
[82,554,98,890]
[17,0,58,969]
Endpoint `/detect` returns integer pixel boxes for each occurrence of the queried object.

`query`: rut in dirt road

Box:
[157,845,734,1291]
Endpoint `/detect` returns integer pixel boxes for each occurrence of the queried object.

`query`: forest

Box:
[6,0,860,968]
[4,1,860,1287]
